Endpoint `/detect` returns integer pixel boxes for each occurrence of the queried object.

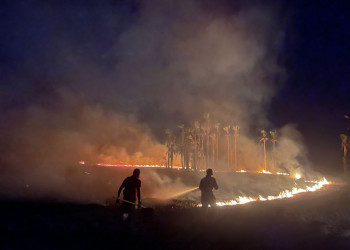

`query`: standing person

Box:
[117,168,142,221]
[199,168,218,209]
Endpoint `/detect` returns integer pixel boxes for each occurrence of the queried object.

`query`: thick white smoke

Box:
[0,0,315,202]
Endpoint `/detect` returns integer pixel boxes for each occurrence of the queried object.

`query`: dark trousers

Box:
[202,201,216,208]
[201,192,216,208]
[120,201,136,222]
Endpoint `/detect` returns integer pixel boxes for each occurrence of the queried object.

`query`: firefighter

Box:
[199,168,218,208]
[117,168,142,221]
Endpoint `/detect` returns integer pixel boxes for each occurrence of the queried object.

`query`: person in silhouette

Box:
[117,168,142,221]
[199,168,218,209]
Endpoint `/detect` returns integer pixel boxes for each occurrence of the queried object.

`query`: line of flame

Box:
[95,163,183,169]
[215,177,329,207]
[80,162,318,181]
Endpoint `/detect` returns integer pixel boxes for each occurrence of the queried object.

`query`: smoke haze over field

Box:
[0,0,316,200]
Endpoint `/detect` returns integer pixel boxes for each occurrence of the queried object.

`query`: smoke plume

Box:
[0,0,315,202]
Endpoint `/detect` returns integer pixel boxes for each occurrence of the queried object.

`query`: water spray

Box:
[167,187,199,199]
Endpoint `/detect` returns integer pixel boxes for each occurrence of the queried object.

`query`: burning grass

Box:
[90,165,332,209]
[214,177,329,207]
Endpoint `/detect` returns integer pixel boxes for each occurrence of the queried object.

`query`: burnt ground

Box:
[1,185,350,250]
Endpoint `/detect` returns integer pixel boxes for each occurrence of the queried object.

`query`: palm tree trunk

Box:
[193,135,197,170]
[226,135,230,170]
[206,133,209,169]
[181,129,185,169]
[212,139,215,167]
[263,141,267,171]
[216,135,219,165]
[234,136,237,171]
[171,144,173,168]
[272,142,276,172]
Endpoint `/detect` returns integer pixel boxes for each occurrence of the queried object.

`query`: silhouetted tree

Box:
[165,129,175,168]
[270,130,277,173]
[204,113,211,169]
[260,130,269,171]
[210,133,217,168]
[233,125,240,171]
[214,123,221,165]
[178,124,185,169]
[340,134,348,176]
[223,125,231,170]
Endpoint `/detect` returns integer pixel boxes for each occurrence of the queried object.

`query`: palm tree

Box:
[199,126,205,170]
[204,113,211,169]
[193,121,200,170]
[184,128,193,170]
[187,128,195,170]
[165,129,174,168]
[210,133,217,168]
[170,135,175,168]
[214,123,221,164]
[177,124,185,169]
[270,130,277,173]
[260,130,269,171]
[233,125,240,171]
[223,125,231,170]
[340,134,348,176]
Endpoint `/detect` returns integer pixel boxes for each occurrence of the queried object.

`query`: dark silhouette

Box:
[117,169,142,220]
[199,169,218,208]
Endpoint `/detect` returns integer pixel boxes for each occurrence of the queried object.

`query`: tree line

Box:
[165,113,278,172]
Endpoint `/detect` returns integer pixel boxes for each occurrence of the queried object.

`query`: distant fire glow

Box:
[79,160,331,208]
[259,170,272,175]
[277,172,290,176]
[96,163,182,169]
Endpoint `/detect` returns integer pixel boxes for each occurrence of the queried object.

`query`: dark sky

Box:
[1,0,349,176]
[268,0,350,175]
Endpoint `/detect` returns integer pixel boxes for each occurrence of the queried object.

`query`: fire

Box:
[96,163,183,169]
[259,169,272,174]
[276,172,290,176]
[80,160,330,208]
[295,173,302,180]
[214,177,329,207]
[237,196,256,204]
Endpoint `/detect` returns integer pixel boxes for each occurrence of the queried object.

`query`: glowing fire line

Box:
[80,162,308,179]
[215,177,329,207]
[94,163,183,169]
[79,161,330,207]
[259,169,272,174]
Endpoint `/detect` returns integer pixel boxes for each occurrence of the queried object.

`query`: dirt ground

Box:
[1,184,350,250]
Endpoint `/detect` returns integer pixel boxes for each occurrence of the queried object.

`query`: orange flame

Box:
[215,178,329,207]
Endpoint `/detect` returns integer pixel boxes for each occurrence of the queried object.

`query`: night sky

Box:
[269,0,350,175]
[1,0,349,176]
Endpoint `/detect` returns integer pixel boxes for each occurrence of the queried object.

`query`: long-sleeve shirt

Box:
[117,176,141,203]
[199,176,218,193]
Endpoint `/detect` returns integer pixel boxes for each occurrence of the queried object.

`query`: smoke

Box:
[111,0,283,130]
[0,0,316,202]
